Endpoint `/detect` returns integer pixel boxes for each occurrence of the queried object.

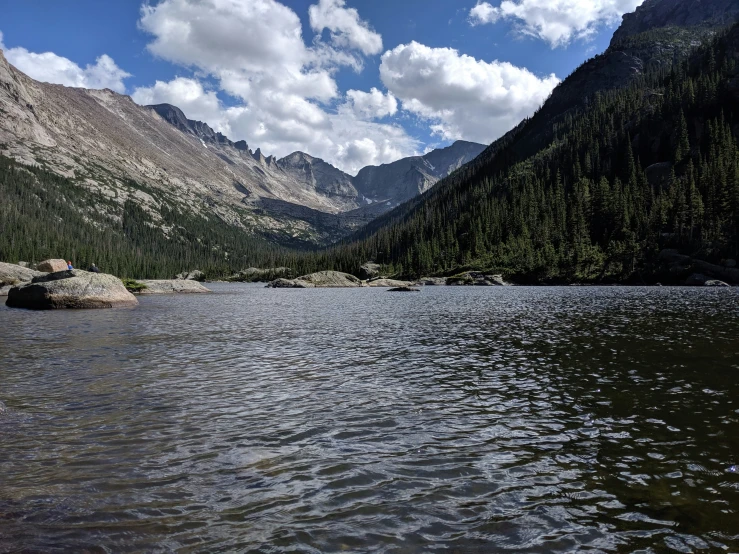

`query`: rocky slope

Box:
[353,141,486,207]
[0,50,485,246]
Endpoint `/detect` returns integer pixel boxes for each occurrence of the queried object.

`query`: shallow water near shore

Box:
[1,284,738,552]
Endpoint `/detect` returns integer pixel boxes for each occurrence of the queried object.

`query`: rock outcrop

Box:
[359,262,382,281]
[137,280,211,294]
[367,278,413,288]
[447,272,510,286]
[229,267,292,282]
[6,270,138,309]
[267,271,364,288]
[0,262,44,286]
[36,259,68,273]
[175,270,205,282]
[416,277,447,286]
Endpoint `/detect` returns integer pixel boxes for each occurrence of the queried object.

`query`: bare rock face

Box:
[367,279,413,288]
[267,271,364,288]
[6,270,138,309]
[137,280,211,294]
[0,262,44,286]
[175,270,205,282]
[36,259,68,273]
[359,262,382,280]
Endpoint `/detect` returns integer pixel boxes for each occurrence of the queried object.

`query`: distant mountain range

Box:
[0,54,485,247]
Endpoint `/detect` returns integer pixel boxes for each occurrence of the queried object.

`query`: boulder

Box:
[416,277,447,286]
[705,280,731,287]
[267,278,308,289]
[175,270,205,281]
[388,286,420,292]
[6,270,138,310]
[359,262,382,281]
[0,262,44,286]
[367,278,413,288]
[658,249,691,266]
[229,267,291,282]
[267,271,364,288]
[137,280,211,294]
[684,273,709,286]
[36,259,68,273]
[447,272,510,286]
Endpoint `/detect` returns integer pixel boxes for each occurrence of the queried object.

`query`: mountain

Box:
[0,49,486,248]
[315,0,739,283]
[353,141,487,207]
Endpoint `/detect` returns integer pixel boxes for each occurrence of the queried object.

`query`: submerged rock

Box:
[267,271,364,288]
[36,259,68,273]
[137,280,211,294]
[0,262,44,286]
[6,270,138,310]
[388,286,420,292]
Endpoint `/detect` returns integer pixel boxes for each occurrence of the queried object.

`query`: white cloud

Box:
[345,88,397,119]
[469,2,501,25]
[1,37,130,93]
[309,0,383,56]
[135,0,416,174]
[469,0,644,47]
[380,41,559,144]
[131,77,231,133]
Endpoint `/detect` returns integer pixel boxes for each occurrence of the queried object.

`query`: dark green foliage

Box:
[121,278,147,293]
[312,23,739,282]
[0,157,300,279]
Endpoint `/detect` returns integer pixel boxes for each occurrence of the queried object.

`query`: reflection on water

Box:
[1,284,738,552]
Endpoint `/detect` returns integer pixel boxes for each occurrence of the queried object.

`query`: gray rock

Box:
[6,270,138,310]
[685,273,709,286]
[0,262,44,286]
[0,285,11,297]
[267,271,364,288]
[359,262,382,281]
[416,277,447,286]
[367,278,412,288]
[176,270,205,281]
[705,280,731,287]
[447,272,510,286]
[36,259,68,273]
[137,280,211,294]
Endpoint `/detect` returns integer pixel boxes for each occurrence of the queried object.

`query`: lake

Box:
[1,284,738,552]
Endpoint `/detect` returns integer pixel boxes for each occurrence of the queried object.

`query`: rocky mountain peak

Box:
[612,0,739,46]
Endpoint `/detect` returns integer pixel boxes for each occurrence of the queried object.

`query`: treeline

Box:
[0,156,302,278]
[313,23,739,282]
[2,24,738,283]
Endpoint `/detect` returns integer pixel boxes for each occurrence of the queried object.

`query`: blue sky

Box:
[0,0,642,173]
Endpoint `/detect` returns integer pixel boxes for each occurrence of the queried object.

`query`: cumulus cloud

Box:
[345,88,397,119]
[469,0,644,47]
[0,32,130,93]
[131,77,231,133]
[380,41,559,144]
[135,0,416,173]
[309,0,383,55]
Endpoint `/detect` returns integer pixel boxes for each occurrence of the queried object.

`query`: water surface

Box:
[1,284,738,552]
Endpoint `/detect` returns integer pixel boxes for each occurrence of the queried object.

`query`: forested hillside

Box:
[317,23,739,283]
[0,156,296,278]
